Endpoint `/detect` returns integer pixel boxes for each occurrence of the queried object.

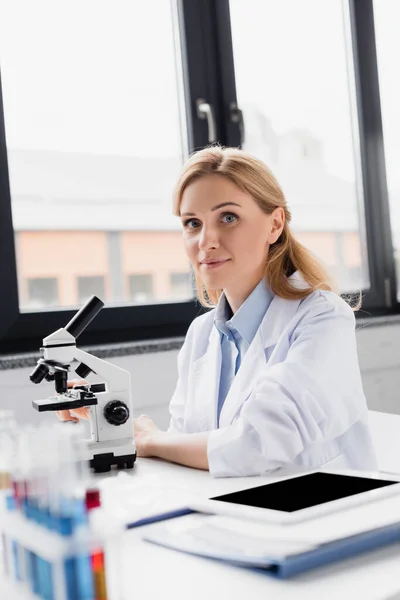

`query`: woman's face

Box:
[180,174,284,304]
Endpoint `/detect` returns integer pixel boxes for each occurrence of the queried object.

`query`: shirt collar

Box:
[214,278,274,345]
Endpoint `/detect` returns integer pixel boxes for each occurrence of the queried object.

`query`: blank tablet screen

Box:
[210,472,397,513]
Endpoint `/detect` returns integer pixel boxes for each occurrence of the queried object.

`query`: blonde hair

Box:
[173,145,337,308]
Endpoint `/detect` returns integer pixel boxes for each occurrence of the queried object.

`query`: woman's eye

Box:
[221,213,237,224]
[183,218,201,229]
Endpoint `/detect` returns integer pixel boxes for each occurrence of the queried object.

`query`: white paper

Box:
[144,513,318,565]
[206,494,400,546]
[143,494,400,567]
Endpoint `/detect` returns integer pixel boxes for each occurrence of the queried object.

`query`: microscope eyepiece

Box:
[65,295,104,339]
[30,362,50,384]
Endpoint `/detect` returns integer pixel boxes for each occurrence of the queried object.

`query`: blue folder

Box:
[141,512,400,579]
[256,522,400,578]
[125,507,194,530]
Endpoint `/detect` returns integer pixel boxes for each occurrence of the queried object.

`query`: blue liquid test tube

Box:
[0,413,15,584]
[52,422,94,600]
[10,425,30,587]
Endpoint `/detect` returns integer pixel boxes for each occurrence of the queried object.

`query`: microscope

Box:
[29,296,136,473]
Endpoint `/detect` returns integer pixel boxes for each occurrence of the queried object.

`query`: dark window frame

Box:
[348,0,398,313]
[0,0,398,354]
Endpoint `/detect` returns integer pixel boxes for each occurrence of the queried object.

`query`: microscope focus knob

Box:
[103,400,130,426]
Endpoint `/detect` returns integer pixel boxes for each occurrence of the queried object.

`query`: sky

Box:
[0,0,398,187]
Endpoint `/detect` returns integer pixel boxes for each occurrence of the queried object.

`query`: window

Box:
[170,272,193,300]
[374,0,400,300]
[77,276,106,305]
[0,0,399,353]
[0,0,187,310]
[128,274,154,304]
[229,0,369,294]
[26,277,58,308]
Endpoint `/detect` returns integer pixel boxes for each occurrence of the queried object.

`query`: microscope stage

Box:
[32,393,98,412]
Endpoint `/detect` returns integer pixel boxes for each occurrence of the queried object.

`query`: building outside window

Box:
[128,274,154,304]
[229,0,370,294]
[0,0,398,352]
[27,277,58,308]
[0,0,186,310]
[77,275,105,305]
[169,271,193,300]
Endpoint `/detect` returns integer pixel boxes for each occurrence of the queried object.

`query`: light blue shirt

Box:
[214,279,273,426]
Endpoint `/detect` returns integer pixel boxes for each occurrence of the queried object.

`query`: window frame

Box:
[348,0,398,312]
[0,0,398,355]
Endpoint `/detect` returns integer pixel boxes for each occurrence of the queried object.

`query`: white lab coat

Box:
[168,272,377,477]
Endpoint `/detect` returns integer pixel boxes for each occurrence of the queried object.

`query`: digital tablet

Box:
[189,470,400,524]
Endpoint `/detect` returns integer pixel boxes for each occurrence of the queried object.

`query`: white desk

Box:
[102,458,400,600]
[368,410,400,475]
[1,458,400,600]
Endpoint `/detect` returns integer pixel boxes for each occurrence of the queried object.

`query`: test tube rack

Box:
[0,489,112,600]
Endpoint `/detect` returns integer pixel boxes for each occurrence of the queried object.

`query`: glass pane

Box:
[170,272,193,300]
[229,0,369,293]
[77,276,106,305]
[0,0,192,310]
[374,0,400,300]
[128,274,154,304]
[27,278,58,308]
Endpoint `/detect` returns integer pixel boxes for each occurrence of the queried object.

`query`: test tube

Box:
[86,489,108,600]
[91,550,107,600]
[10,426,32,587]
[71,432,97,600]
[14,425,48,599]
[0,411,17,581]
[54,424,81,600]
[2,419,112,600]
[57,422,99,600]
[0,410,15,490]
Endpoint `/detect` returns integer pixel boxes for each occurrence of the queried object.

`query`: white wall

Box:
[0,322,399,427]
[0,350,179,429]
[355,323,400,414]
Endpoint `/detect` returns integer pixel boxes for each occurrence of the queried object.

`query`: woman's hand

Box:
[133,414,162,457]
[56,379,91,422]
[134,417,210,469]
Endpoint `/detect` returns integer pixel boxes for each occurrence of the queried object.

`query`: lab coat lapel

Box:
[191,325,221,430]
[219,291,302,427]
[218,329,266,426]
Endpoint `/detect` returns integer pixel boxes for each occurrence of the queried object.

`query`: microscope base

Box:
[84,438,137,473]
[90,451,137,473]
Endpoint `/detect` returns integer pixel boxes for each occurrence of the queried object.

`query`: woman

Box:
[62,146,377,477]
